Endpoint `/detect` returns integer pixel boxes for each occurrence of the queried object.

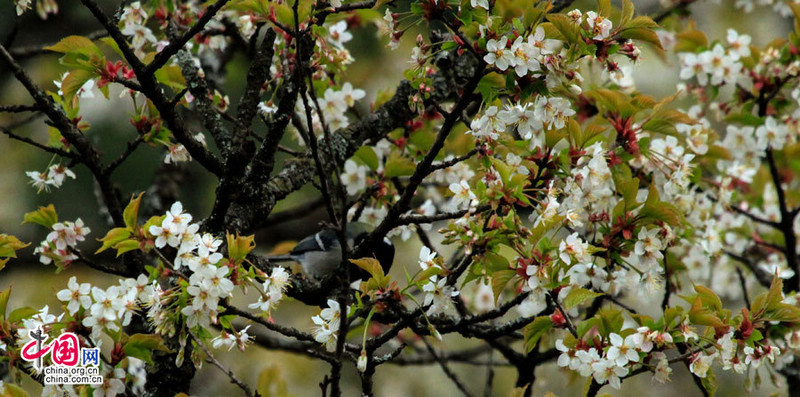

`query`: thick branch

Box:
[79,0,224,176]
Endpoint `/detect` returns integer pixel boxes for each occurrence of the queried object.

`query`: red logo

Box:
[21,328,81,369]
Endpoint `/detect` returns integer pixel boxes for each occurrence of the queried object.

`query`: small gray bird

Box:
[267,229,394,280]
[268,229,343,278]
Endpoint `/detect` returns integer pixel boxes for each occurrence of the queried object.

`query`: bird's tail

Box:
[266,254,295,263]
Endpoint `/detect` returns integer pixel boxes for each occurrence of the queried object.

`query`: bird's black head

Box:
[351,232,395,281]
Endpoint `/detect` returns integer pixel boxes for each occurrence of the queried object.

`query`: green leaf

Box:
[22,204,58,228]
[545,14,580,43]
[620,0,635,27]
[491,270,516,304]
[95,227,132,254]
[154,65,187,90]
[61,69,94,102]
[620,27,664,50]
[353,147,379,171]
[0,286,10,321]
[44,35,102,56]
[98,37,124,59]
[384,152,416,178]
[0,234,29,258]
[639,184,683,227]
[113,239,141,257]
[750,291,768,317]
[675,27,708,53]
[563,288,603,311]
[1,383,30,397]
[625,16,659,30]
[694,285,722,311]
[508,386,528,397]
[143,215,166,238]
[639,202,683,227]
[587,89,636,118]
[483,251,509,273]
[524,316,554,352]
[416,266,443,284]
[123,192,144,230]
[226,232,256,262]
[595,307,624,336]
[689,297,725,328]
[701,367,718,397]
[597,0,611,16]
[8,307,39,323]
[766,304,800,323]
[123,334,172,364]
[350,257,384,279]
[765,276,784,312]
[529,214,564,247]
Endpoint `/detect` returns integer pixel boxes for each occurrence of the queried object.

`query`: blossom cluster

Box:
[148,202,235,328]
[297,82,366,134]
[483,27,561,77]
[556,327,677,388]
[248,266,291,314]
[678,29,749,87]
[312,299,344,352]
[26,164,76,193]
[33,218,90,266]
[10,275,157,397]
[417,247,459,316]
[468,96,576,143]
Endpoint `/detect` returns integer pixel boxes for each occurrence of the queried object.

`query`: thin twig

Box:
[421,338,477,397]
[144,0,232,75]
[188,329,257,397]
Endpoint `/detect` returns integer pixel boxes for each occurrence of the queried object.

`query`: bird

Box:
[267,229,394,281]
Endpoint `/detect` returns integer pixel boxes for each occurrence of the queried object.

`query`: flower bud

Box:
[357,350,368,372]
[429,325,442,341]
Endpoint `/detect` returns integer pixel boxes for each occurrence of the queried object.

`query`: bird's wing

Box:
[290,233,324,255]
